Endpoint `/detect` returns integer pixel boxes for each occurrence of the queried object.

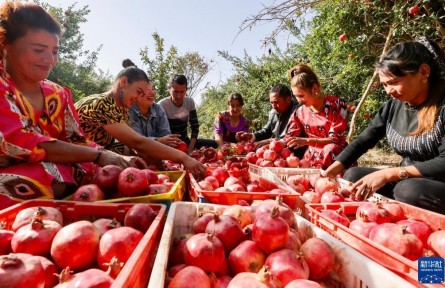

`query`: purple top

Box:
[214,111,250,143]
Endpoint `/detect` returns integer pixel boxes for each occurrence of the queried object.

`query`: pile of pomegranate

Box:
[319,201,445,262]
[73,166,176,201]
[246,139,310,169]
[166,199,338,288]
[0,203,157,287]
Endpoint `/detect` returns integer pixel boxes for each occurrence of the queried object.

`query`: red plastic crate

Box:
[0,200,166,288]
[306,201,445,288]
[189,169,307,216]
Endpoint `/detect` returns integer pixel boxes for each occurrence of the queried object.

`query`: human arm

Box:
[253,110,276,141]
[188,107,200,152]
[214,112,224,147]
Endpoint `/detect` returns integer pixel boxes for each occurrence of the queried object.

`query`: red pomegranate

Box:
[184,233,225,273]
[356,202,390,224]
[143,169,159,185]
[253,206,290,253]
[320,209,350,227]
[380,201,406,222]
[92,218,122,237]
[168,264,187,278]
[228,240,267,274]
[68,268,114,288]
[253,198,295,229]
[11,218,62,256]
[0,253,45,288]
[0,223,14,255]
[285,279,323,288]
[168,266,211,288]
[283,229,303,251]
[369,223,423,260]
[97,226,144,270]
[397,219,433,248]
[93,164,123,192]
[50,220,100,270]
[302,191,321,203]
[211,275,232,288]
[124,203,157,233]
[349,219,378,238]
[314,178,338,195]
[299,238,335,280]
[286,175,311,191]
[168,233,193,267]
[265,249,310,286]
[72,184,105,202]
[33,256,59,288]
[118,167,149,197]
[193,213,215,234]
[222,205,252,228]
[227,267,282,288]
[205,214,246,253]
[12,206,63,231]
[428,230,445,258]
[212,168,230,186]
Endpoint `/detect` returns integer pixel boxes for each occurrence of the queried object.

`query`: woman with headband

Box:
[323,37,445,214]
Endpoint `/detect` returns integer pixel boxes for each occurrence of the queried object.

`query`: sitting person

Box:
[324,37,445,214]
[0,2,145,206]
[158,74,217,153]
[214,92,250,146]
[75,60,205,177]
[129,80,181,147]
[236,84,300,149]
[285,64,348,169]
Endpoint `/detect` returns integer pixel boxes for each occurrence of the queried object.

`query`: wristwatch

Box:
[398,167,409,180]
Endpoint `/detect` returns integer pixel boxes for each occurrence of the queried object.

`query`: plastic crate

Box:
[0,200,166,288]
[189,168,307,216]
[306,201,445,288]
[148,201,413,288]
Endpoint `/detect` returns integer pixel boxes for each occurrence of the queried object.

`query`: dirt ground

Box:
[358,148,402,169]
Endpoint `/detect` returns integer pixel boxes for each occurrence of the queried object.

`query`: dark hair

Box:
[168,74,188,87]
[269,84,292,99]
[0,2,61,54]
[376,39,445,135]
[115,58,150,84]
[289,64,320,90]
[227,92,244,106]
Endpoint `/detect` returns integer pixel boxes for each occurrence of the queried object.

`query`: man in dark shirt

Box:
[236,84,300,149]
[158,74,217,153]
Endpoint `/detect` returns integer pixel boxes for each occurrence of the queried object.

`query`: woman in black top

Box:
[324,37,445,214]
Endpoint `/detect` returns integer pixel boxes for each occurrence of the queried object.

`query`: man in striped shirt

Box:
[158,75,217,154]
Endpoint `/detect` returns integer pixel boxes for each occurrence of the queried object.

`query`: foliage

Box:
[39,2,112,102]
[140,33,210,101]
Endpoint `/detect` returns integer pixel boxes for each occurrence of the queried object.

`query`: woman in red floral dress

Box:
[285,64,348,169]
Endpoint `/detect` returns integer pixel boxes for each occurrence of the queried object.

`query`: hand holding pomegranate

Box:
[97,150,147,169]
[351,169,391,201]
[156,134,182,148]
[182,156,206,179]
[285,137,308,149]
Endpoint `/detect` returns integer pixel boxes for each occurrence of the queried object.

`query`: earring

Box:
[422,79,427,84]
[119,90,124,105]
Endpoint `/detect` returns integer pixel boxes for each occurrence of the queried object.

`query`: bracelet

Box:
[93,150,102,164]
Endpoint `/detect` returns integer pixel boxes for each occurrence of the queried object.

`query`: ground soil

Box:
[358,148,402,169]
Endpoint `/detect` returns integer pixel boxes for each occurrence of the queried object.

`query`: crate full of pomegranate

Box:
[148,201,413,288]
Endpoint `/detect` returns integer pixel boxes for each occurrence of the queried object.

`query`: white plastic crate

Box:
[148,201,414,288]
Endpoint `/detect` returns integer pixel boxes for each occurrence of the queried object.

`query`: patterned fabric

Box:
[75,93,128,154]
[214,111,250,143]
[0,61,97,203]
[129,103,171,139]
[286,95,348,169]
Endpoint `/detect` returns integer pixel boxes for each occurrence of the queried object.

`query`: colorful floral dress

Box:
[214,111,250,143]
[0,62,97,206]
[286,95,348,169]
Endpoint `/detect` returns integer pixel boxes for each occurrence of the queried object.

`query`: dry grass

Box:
[358,148,402,169]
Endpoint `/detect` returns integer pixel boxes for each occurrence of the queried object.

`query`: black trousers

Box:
[184,137,218,149]
[343,166,445,214]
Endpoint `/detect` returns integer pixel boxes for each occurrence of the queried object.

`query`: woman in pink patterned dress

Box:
[285,64,349,169]
[0,2,145,207]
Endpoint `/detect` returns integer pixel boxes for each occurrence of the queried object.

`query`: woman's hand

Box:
[286,137,307,149]
[97,150,147,169]
[321,161,345,179]
[182,156,206,179]
[351,170,389,201]
[236,132,253,142]
[156,134,181,147]
[254,139,271,150]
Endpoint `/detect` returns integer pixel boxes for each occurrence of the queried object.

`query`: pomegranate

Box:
[349,219,378,238]
[369,223,423,260]
[148,183,169,195]
[93,165,123,192]
[53,266,76,288]
[68,268,114,288]
[280,148,292,159]
[254,198,295,229]
[320,191,345,203]
[216,256,231,275]
[245,152,258,164]
[257,177,279,191]
[273,159,287,167]
[300,238,335,280]
[97,226,143,270]
[320,209,350,227]
[168,264,187,278]
[72,184,105,202]
[204,176,220,190]
[205,214,245,253]
[193,213,215,234]
[428,230,445,258]
[269,139,284,152]
[228,184,246,192]
[184,233,225,273]
[263,150,278,162]
[33,256,59,288]
[118,167,149,197]
[212,168,230,186]
[224,177,245,189]
[302,191,321,203]
[0,253,45,288]
[253,206,290,253]
[0,222,14,255]
[356,202,390,224]
[168,266,211,288]
[243,224,253,241]
[51,220,100,270]
[222,204,252,228]
[397,219,433,248]
[227,267,282,288]
[314,178,338,195]
[247,183,265,193]
[228,240,267,274]
[157,174,171,183]
[105,256,124,279]
[283,229,303,251]
[168,233,193,267]
[12,206,63,231]
[256,146,266,158]
[285,279,322,288]
[124,203,157,233]
[211,275,232,288]
[380,201,406,222]
[285,155,300,168]
[12,218,62,256]
[286,175,311,191]
[93,218,122,237]
[143,169,159,185]
[265,249,310,285]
